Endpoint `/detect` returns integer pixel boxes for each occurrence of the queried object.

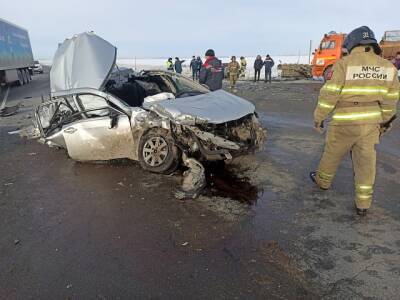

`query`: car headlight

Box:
[316,59,325,66]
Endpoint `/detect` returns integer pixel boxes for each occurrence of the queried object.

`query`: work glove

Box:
[379,122,393,136]
[380,115,397,136]
[314,120,324,134]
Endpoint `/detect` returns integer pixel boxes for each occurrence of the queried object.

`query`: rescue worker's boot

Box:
[309,172,329,190]
[355,206,368,216]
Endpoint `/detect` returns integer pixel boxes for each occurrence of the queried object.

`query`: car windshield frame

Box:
[164,72,210,95]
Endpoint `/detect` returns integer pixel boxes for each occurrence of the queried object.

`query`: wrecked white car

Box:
[32,32,266,196]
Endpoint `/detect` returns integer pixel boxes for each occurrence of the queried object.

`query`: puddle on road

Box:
[202,162,261,205]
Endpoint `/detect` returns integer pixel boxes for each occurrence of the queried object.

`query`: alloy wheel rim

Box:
[143,136,169,167]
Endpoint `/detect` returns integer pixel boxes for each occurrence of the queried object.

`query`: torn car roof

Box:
[143,89,255,124]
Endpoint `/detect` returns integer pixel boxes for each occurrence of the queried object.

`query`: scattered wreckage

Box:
[19,32,267,198]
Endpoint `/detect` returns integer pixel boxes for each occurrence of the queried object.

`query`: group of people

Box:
[253,55,275,83]
[166,57,186,74]
[226,55,275,90]
[165,53,275,91]
[189,56,203,80]
[165,50,224,91]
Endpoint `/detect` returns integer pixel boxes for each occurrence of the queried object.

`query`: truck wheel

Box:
[26,69,32,82]
[323,66,333,82]
[138,128,180,174]
[17,70,24,86]
[22,69,28,84]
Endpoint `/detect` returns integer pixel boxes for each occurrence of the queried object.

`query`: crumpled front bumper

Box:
[172,114,267,161]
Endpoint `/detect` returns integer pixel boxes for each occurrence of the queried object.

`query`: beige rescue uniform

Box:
[228,61,241,89]
[314,46,399,209]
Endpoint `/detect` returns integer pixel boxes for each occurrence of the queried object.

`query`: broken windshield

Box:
[166,73,209,96]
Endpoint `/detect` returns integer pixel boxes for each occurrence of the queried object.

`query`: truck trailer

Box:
[0,18,34,86]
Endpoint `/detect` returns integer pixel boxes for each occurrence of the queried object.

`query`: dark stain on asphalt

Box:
[203,162,261,204]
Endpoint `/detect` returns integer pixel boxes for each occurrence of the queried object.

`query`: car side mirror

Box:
[109,110,119,129]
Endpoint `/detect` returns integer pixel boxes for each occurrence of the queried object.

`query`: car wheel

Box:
[138,128,180,174]
[323,65,333,82]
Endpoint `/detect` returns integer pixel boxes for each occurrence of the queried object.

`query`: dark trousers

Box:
[192,69,200,80]
[265,68,272,83]
[254,69,261,81]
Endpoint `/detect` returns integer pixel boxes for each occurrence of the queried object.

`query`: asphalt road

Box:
[0,74,399,299]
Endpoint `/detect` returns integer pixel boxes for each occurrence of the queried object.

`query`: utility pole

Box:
[308,40,313,64]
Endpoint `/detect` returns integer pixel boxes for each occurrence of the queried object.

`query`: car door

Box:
[62,93,135,161]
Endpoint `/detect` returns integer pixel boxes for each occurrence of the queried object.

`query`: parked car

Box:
[31,32,266,195]
[32,60,43,74]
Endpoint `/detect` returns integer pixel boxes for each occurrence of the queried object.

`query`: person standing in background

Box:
[190,56,197,80]
[166,58,174,72]
[264,54,274,83]
[195,56,202,80]
[253,55,263,82]
[227,56,241,91]
[174,57,185,74]
[240,56,247,78]
[199,49,223,91]
[393,52,400,79]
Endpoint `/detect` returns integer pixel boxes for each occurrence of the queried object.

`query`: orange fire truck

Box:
[311,31,346,80]
[311,30,400,81]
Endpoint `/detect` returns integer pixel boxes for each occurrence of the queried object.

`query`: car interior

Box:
[105,72,208,108]
[105,74,173,108]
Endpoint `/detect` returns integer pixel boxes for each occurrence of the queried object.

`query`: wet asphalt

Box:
[0,74,399,299]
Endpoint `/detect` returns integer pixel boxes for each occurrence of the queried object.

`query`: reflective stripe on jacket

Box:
[314,46,400,125]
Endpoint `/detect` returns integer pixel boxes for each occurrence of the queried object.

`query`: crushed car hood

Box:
[144,90,255,124]
[50,32,117,96]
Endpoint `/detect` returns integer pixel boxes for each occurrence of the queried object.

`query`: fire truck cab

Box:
[311,32,346,81]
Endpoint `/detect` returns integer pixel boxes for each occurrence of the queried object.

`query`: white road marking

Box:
[1,87,10,110]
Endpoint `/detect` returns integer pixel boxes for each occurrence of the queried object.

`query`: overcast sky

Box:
[1,0,398,59]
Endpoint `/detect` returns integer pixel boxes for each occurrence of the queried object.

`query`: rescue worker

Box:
[393,52,400,79]
[392,51,400,70]
[310,26,399,216]
[254,55,264,82]
[190,56,197,80]
[199,49,223,91]
[264,55,274,83]
[195,56,202,80]
[174,57,185,74]
[227,56,241,91]
[240,56,247,78]
[166,58,174,72]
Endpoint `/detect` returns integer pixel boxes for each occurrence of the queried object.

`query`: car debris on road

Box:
[0,104,20,117]
[15,32,267,198]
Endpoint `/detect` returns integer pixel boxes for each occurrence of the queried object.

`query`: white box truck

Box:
[0,18,34,86]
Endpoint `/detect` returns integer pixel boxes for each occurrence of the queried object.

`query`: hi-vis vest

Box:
[314,46,399,125]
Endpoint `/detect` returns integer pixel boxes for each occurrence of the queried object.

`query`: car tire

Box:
[323,65,333,82]
[138,128,180,174]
